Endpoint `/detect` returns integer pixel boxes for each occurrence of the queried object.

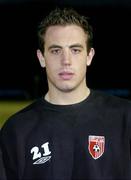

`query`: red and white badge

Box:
[88,135,105,160]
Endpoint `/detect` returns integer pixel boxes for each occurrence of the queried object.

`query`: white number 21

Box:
[31,142,51,160]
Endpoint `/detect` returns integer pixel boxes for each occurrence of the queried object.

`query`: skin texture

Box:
[37,25,95,105]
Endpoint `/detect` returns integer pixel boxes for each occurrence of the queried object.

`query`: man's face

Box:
[37,25,94,93]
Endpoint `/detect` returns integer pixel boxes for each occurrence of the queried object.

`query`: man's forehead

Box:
[45,24,87,38]
[44,25,88,49]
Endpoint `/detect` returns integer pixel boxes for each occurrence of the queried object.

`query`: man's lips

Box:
[58,71,74,80]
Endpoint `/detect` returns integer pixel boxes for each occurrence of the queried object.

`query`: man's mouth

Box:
[58,71,74,80]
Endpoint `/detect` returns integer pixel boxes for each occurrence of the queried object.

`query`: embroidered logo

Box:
[88,135,105,160]
[30,142,51,164]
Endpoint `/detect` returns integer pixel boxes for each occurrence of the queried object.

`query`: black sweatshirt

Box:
[0,90,131,180]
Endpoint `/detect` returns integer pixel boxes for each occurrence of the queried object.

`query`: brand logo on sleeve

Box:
[88,135,105,160]
[30,142,51,164]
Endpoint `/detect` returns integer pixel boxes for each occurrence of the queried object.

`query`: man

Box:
[0,8,131,180]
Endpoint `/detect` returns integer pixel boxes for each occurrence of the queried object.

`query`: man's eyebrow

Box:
[48,44,84,50]
[48,45,62,50]
[69,44,84,49]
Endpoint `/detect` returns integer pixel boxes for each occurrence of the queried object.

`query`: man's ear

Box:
[37,49,45,68]
[86,48,95,66]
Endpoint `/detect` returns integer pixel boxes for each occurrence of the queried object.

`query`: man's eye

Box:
[71,48,81,54]
[51,49,61,54]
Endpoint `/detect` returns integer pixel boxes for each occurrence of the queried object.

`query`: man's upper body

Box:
[0,8,131,180]
[0,89,131,180]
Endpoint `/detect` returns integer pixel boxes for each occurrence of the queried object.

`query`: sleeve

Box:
[126,104,131,164]
[127,105,131,140]
[0,145,7,180]
[0,120,19,180]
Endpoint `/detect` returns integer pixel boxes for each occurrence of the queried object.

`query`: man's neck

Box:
[44,87,90,105]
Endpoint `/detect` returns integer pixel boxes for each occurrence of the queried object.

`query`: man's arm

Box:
[0,142,7,180]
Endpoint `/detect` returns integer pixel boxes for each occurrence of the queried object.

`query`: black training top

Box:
[0,90,131,180]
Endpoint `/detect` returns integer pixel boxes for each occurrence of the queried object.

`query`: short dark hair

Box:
[37,8,93,53]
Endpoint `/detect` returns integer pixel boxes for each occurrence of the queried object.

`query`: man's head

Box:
[37,8,93,54]
[37,8,95,99]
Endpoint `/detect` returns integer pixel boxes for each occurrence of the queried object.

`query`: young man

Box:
[0,8,131,180]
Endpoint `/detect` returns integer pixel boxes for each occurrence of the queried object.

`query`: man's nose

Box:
[61,49,71,66]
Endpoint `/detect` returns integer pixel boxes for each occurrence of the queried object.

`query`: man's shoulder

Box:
[9,98,43,118]
[0,98,44,134]
[91,89,131,109]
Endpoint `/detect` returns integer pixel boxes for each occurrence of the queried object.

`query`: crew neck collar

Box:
[41,89,94,110]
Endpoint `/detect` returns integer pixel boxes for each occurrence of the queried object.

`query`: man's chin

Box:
[57,86,77,93]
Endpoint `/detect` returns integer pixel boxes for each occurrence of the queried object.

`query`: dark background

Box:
[0,0,131,100]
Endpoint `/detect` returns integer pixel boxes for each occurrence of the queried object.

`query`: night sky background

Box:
[0,0,131,99]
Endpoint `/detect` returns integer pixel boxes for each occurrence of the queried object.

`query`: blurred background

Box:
[0,0,131,127]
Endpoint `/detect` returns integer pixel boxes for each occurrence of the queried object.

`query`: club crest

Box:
[88,135,105,160]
